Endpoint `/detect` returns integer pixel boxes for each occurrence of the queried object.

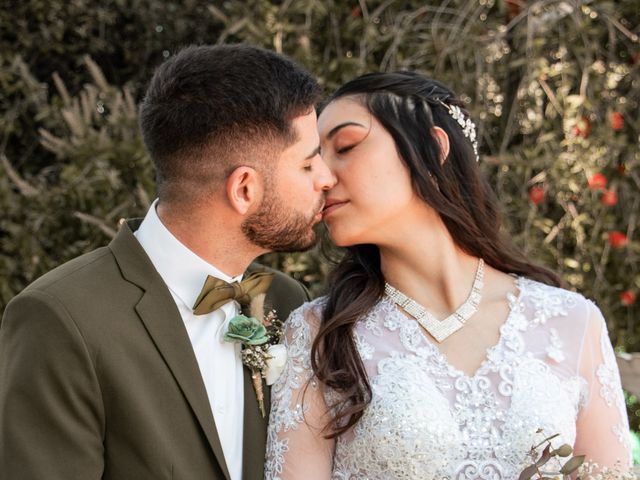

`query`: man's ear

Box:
[226,166,263,215]
[432,126,450,166]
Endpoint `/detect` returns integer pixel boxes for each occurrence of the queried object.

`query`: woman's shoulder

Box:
[283,296,328,331]
[516,276,601,327]
[517,275,585,300]
[278,297,329,360]
[288,295,328,318]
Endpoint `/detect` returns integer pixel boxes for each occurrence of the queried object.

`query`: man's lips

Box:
[322,199,349,217]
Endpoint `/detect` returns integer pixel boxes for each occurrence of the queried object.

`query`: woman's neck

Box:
[378,212,479,316]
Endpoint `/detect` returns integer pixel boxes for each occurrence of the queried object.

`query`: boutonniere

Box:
[223,293,286,417]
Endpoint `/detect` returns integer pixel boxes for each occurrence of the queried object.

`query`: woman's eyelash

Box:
[337,144,355,154]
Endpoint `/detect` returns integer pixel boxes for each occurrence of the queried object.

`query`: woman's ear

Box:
[432,126,450,166]
[225,166,263,215]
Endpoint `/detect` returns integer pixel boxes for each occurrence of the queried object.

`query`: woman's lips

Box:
[322,200,348,218]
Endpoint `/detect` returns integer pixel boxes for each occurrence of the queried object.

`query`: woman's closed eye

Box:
[336,144,356,154]
[332,129,367,155]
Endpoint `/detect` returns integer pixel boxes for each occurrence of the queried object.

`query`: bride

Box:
[264,72,632,479]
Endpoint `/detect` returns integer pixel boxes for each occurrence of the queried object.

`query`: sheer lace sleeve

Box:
[265,301,335,480]
[573,301,632,471]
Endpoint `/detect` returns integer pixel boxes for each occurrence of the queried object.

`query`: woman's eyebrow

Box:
[325,121,367,140]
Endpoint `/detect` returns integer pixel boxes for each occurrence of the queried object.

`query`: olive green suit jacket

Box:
[0,220,310,480]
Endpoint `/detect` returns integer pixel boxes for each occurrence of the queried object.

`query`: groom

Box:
[0,45,335,479]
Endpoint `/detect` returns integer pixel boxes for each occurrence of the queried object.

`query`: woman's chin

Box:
[331,238,353,248]
[327,229,361,248]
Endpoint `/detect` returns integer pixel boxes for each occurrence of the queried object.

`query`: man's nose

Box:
[314,154,337,191]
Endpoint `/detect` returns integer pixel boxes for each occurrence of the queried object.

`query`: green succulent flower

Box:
[223,315,268,345]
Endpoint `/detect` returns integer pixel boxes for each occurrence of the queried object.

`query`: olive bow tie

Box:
[192,271,274,315]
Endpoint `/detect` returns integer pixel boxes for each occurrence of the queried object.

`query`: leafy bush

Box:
[1,0,639,431]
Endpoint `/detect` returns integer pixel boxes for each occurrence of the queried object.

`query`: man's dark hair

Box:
[139,44,321,202]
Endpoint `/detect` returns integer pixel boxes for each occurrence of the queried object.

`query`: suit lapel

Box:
[109,220,231,480]
[242,365,270,480]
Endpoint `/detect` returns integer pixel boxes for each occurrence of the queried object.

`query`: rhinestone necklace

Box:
[384,259,485,343]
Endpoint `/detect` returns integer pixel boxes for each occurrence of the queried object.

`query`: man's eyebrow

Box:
[305,145,321,159]
[326,121,367,140]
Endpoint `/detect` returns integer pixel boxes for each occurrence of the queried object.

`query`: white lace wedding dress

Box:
[265,277,632,479]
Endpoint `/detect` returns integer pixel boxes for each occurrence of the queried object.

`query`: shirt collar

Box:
[134,199,242,309]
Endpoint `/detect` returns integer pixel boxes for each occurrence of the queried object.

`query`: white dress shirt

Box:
[134,199,244,480]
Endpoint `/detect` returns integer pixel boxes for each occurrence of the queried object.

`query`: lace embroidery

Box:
[265,300,321,480]
[383,315,400,331]
[546,328,566,363]
[363,307,384,336]
[597,361,618,407]
[344,354,466,479]
[522,278,578,325]
[265,280,632,479]
[354,331,374,360]
[595,314,632,449]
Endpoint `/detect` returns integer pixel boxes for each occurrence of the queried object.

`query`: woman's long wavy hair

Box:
[311,72,561,439]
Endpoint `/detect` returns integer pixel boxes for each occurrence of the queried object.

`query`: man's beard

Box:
[241,189,322,252]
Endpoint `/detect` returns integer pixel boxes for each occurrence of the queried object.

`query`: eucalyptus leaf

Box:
[518,464,539,480]
[560,455,586,474]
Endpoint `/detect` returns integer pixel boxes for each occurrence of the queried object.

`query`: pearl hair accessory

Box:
[439,101,480,162]
[388,91,480,162]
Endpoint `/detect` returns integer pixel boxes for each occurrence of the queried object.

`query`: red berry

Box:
[528,186,545,205]
[351,7,361,17]
[601,190,618,207]
[608,231,628,248]
[611,112,624,131]
[574,116,591,138]
[620,290,636,306]
[588,173,607,190]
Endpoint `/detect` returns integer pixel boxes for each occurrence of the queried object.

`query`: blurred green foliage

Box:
[1,0,639,429]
